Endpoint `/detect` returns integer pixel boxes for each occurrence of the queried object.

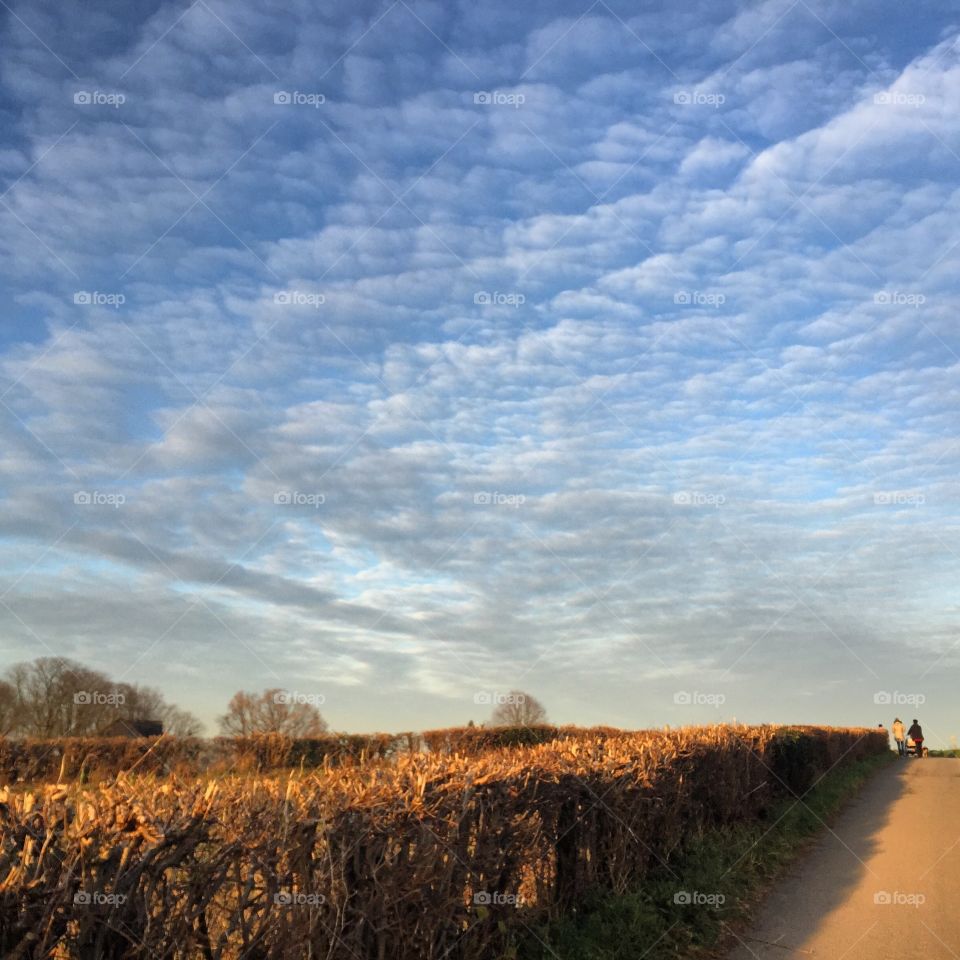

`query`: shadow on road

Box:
[728,758,913,958]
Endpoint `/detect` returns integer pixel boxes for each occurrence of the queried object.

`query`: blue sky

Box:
[0,0,958,742]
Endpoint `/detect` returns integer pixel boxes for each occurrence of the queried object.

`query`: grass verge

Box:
[520,751,894,960]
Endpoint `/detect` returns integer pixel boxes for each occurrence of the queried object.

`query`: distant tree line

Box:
[0,657,201,738]
[0,656,548,738]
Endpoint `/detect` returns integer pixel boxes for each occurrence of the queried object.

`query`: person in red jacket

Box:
[907,719,924,757]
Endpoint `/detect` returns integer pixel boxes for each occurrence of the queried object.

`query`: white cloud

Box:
[0,0,958,739]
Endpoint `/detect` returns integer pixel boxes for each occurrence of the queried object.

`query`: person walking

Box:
[892,717,906,757]
[907,719,924,757]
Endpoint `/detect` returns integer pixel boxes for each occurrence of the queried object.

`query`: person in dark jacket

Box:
[907,719,924,757]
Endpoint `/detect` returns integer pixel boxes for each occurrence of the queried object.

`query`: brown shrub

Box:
[0,723,887,959]
[0,732,420,783]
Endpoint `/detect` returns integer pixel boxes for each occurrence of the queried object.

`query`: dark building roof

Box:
[102,719,164,738]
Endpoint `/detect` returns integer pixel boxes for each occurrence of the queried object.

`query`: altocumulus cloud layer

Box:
[0,0,958,739]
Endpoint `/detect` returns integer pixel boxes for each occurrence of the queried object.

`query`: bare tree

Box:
[160,705,204,737]
[218,688,327,737]
[218,691,260,736]
[490,690,548,727]
[6,657,115,737]
[115,682,202,736]
[3,657,201,738]
[116,683,166,721]
[0,679,18,736]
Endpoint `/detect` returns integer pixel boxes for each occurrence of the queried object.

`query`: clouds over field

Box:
[0,0,958,735]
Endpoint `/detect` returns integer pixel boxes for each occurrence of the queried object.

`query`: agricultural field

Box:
[0,723,887,959]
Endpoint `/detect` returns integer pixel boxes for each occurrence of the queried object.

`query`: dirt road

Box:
[725,757,960,959]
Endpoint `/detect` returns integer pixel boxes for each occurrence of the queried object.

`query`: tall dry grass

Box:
[0,724,887,959]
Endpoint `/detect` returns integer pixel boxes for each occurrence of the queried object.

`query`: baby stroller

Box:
[906,736,928,757]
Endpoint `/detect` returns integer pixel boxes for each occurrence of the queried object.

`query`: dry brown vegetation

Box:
[0,725,619,783]
[0,723,887,959]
